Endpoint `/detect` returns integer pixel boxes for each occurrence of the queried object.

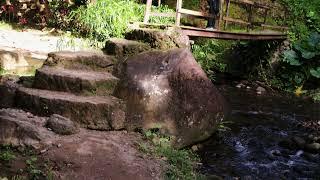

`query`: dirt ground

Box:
[0,129,164,180]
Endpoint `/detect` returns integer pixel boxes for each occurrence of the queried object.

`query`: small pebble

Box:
[57,143,62,148]
[191,145,198,152]
[40,149,47,154]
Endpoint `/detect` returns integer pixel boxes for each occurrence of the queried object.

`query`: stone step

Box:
[103,38,150,57]
[33,66,119,96]
[16,87,126,130]
[44,51,116,72]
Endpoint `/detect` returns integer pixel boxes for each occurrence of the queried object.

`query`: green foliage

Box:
[192,39,231,80]
[280,0,320,41]
[149,5,175,25]
[68,0,176,41]
[278,33,320,89]
[140,130,202,180]
[0,146,16,162]
[69,0,144,41]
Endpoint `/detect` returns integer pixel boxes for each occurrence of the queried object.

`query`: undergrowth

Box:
[192,39,234,80]
[138,129,204,180]
[68,0,174,41]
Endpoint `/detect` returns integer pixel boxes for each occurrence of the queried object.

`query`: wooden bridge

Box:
[141,0,289,40]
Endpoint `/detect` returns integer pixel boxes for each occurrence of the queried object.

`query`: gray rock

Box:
[292,136,306,148]
[104,38,151,57]
[305,143,320,153]
[0,108,55,148]
[125,28,190,50]
[0,75,20,108]
[46,114,80,135]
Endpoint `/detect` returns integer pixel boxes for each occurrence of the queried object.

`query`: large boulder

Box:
[115,48,228,148]
[0,49,29,70]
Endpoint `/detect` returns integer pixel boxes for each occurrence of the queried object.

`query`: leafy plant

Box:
[140,129,202,180]
[0,146,16,162]
[68,0,144,41]
[279,32,320,90]
[26,156,43,180]
[192,39,231,80]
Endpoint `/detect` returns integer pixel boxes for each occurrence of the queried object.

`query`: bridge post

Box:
[224,0,230,30]
[215,0,224,30]
[144,0,152,23]
[175,0,182,26]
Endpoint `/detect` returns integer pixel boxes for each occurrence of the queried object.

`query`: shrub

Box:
[277,32,320,90]
[192,39,232,80]
[68,0,144,41]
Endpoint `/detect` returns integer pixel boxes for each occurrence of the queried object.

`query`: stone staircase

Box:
[14,50,127,131]
[1,28,190,133]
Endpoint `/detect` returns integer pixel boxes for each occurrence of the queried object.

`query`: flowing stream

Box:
[199,83,320,179]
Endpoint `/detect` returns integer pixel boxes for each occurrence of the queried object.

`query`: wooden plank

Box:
[223,17,250,25]
[176,0,182,26]
[143,0,152,23]
[224,0,231,29]
[230,0,270,9]
[150,12,176,17]
[179,8,214,18]
[181,29,287,40]
[218,0,224,30]
[247,4,253,31]
[261,24,289,30]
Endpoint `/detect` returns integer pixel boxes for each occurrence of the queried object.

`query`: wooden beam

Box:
[179,8,214,18]
[224,0,231,30]
[223,17,250,25]
[150,12,176,17]
[176,0,182,26]
[144,0,152,23]
[181,29,286,40]
[261,24,289,30]
[230,0,270,9]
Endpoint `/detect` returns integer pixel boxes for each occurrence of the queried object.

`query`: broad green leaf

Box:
[283,50,301,66]
[310,67,320,78]
[302,51,316,59]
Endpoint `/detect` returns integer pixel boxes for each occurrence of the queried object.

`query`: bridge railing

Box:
[143,0,288,32]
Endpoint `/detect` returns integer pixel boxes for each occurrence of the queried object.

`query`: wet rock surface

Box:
[115,48,228,148]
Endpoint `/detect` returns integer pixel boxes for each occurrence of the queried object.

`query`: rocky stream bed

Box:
[198,81,320,179]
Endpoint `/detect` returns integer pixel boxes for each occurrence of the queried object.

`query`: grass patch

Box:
[0,21,13,30]
[0,145,55,180]
[138,130,204,180]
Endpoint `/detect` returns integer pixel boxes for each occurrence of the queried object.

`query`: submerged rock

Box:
[115,48,228,148]
[305,143,320,153]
